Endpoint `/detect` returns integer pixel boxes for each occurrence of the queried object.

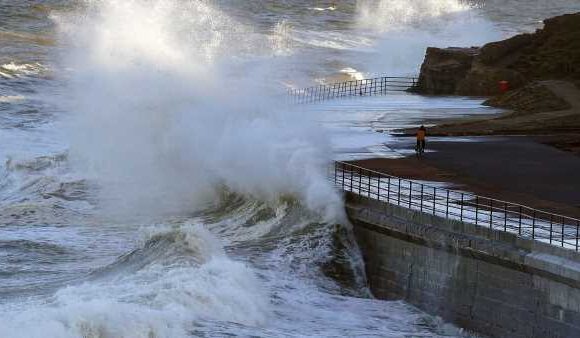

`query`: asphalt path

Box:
[351,136,580,218]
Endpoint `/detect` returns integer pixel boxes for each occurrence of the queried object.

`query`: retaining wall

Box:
[346,192,580,338]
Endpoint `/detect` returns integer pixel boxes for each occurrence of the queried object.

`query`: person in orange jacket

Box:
[416,125,426,156]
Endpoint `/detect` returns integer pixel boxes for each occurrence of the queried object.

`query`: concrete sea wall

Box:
[346,192,580,338]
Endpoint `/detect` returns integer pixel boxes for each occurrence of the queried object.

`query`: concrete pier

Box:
[346,192,580,337]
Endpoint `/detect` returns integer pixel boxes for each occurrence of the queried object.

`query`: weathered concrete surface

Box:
[346,193,580,338]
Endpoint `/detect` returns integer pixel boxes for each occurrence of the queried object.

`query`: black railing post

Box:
[433,187,436,215]
[475,196,479,225]
[532,211,536,239]
[420,184,424,212]
[368,172,371,198]
[381,77,384,93]
[409,181,412,208]
[351,165,356,193]
[518,206,523,235]
[504,202,508,232]
[377,173,380,200]
[350,164,354,192]
[334,162,337,186]
[387,177,391,203]
[397,179,401,205]
[576,220,579,251]
[341,162,345,189]
[446,190,450,218]
[460,193,464,221]
[358,167,362,195]
[562,217,565,247]
[489,200,493,229]
[549,215,553,244]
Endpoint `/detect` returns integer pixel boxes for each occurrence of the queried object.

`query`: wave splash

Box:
[0,2,357,335]
[356,0,471,32]
[0,1,495,337]
[354,0,501,76]
[53,0,342,220]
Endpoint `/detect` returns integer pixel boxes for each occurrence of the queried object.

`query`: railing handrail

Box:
[336,161,580,222]
[290,76,417,91]
[289,75,418,104]
[333,161,580,251]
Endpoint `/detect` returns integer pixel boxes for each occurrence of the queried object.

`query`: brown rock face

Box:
[415,47,478,95]
[415,12,580,96]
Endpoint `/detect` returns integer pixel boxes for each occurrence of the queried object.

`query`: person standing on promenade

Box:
[416,125,426,157]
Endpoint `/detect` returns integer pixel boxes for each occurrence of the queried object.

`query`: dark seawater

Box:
[1,1,579,337]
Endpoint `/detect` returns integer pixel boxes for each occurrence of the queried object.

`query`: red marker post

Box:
[499,80,510,93]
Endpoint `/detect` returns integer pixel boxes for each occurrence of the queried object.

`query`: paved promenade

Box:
[352,136,580,218]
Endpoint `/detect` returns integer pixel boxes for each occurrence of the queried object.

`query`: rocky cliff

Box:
[415,12,580,96]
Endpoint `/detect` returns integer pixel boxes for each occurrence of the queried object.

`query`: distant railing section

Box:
[332,161,580,252]
[289,76,417,104]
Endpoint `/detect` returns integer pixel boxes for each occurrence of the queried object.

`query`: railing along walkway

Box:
[332,161,580,252]
[289,76,417,104]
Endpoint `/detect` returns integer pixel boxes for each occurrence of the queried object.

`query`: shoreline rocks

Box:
[483,81,571,114]
[414,12,580,96]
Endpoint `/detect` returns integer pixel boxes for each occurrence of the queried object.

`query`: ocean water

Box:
[1,1,579,337]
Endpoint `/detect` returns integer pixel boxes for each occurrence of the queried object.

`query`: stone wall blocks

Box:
[532,316,579,338]
[349,198,580,337]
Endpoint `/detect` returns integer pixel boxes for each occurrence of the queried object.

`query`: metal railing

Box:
[333,161,580,251]
[289,76,417,104]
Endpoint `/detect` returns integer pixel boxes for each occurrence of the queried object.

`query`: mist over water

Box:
[354,0,501,75]
[1,0,579,337]
[56,0,341,219]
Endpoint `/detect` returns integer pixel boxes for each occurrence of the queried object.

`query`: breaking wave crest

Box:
[0,194,368,338]
[0,62,47,78]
